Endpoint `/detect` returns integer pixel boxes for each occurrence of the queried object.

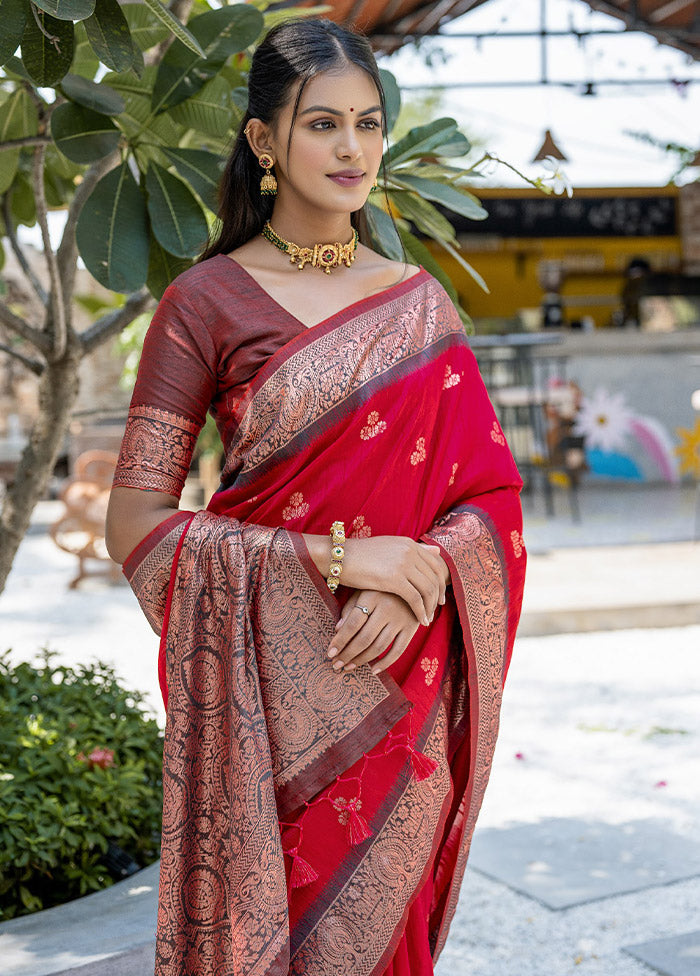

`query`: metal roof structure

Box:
[302,0,700,59]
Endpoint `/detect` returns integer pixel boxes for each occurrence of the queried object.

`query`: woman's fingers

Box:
[418,543,448,605]
[371,628,414,675]
[328,603,379,666]
[401,565,440,625]
[339,624,397,671]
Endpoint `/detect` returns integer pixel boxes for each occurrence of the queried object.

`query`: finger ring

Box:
[357,605,371,616]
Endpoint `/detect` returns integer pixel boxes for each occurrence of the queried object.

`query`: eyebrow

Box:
[299,104,382,117]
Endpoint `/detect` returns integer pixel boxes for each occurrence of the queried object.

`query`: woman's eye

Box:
[360,119,380,129]
[311,120,334,130]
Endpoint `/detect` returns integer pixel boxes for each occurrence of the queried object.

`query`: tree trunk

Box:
[0,336,82,594]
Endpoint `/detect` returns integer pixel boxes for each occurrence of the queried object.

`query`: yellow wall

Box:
[426,187,683,329]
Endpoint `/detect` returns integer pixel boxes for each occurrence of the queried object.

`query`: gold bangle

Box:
[326,520,345,593]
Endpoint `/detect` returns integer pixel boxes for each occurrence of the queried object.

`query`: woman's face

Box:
[269,63,384,218]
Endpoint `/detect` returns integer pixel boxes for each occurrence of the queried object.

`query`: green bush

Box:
[0,649,163,920]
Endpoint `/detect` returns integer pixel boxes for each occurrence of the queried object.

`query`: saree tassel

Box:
[289,850,319,888]
[410,746,439,782]
[347,807,373,845]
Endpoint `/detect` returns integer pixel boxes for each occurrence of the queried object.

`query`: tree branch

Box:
[33,144,67,360]
[0,300,52,354]
[0,136,52,151]
[2,193,49,307]
[56,149,121,310]
[80,288,154,355]
[0,342,45,375]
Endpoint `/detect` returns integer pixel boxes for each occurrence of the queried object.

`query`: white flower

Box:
[574,387,633,452]
[541,156,573,198]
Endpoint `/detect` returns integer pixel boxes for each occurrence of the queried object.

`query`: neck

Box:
[269,199,353,246]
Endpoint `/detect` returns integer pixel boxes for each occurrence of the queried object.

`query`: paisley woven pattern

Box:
[113,405,199,498]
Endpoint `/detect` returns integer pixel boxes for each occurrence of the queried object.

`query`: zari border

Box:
[113,404,200,498]
[225,277,467,485]
[290,701,453,976]
[421,508,507,961]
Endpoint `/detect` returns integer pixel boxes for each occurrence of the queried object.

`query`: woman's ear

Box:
[244,118,274,160]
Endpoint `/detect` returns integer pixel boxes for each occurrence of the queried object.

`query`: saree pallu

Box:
[121,269,526,976]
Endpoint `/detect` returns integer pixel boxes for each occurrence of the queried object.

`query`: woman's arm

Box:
[108,489,446,630]
[106,487,181,565]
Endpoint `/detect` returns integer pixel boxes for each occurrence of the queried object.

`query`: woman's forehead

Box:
[296,66,380,112]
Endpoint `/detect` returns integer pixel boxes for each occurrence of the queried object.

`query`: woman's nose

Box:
[337,126,361,158]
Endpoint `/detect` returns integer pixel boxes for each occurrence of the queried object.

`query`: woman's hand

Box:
[341,537,449,627]
[327,589,421,675]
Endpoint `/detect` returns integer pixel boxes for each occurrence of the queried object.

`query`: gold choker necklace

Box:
[261,221,358,274]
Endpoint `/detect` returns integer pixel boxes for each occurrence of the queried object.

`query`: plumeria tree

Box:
[0,0,505,595]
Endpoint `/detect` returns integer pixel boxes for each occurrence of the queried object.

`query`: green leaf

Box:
[147,235,192,300]
[384,118,464,168]
[10,169,35,225]
[166,74,234,140]
[0,0,29,66]
[44,142,83,205]
[76,160,150,291]
[32,0,95,20]
[391,189,456,241]
[84,0,133,72]
[121,2,169,52]
[0,87,39,140]
[439,234,490,294]
[391,175,487,221]
[70,21,99,78]
[104,67,182,146]
[379,68,401,136]
[59,74,125,115]
[365,201,403,262]
[21,8,74,86]
[151,5,263,115]
[0,88,38,194]
[0,55,32,81]
[160,146,222,212]
[141,0,206,59]
[145,161,208,258]
[396,227,463,314]
[51,102,120,163]
[129,35,144,78]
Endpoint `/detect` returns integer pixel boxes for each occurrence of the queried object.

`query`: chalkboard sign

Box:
[451,194,677,238]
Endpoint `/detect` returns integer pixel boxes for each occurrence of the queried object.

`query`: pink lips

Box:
[328,171,364,187]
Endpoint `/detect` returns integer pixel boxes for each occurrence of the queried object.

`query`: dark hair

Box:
[199,19,386,261]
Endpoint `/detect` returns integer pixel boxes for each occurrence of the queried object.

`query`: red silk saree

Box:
[114,259,526,976]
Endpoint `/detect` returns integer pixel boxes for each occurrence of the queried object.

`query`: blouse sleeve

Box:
[112,283,218,498]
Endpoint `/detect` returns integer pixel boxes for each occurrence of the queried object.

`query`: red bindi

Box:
[349,107,354,112]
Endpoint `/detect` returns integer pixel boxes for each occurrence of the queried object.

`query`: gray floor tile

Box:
[625,930,700,976]
[51,943,155,976]
[468,818,700,909]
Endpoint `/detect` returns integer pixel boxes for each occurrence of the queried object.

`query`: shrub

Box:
[0,649,163,920]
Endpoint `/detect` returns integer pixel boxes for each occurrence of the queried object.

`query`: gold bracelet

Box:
[326,520,345,593]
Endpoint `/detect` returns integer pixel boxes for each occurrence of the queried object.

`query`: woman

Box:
[106,18,526,976]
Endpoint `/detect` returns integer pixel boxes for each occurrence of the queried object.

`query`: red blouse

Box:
[113,255,311,498]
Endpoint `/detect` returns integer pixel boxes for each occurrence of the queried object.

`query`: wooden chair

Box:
[50,450,121,588]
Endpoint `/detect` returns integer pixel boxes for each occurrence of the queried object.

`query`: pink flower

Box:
[78,748,115,770]
[514,752,525,761]
[654,780,667,788]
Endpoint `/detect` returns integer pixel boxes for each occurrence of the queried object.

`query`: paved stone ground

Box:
[1,485,698,975]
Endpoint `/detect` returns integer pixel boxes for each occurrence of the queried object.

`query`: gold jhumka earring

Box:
[370,178,379,193]
[258,153,277,196]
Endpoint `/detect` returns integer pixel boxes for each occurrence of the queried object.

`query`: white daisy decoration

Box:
[574,387,634,453]
[541,156,573,198]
